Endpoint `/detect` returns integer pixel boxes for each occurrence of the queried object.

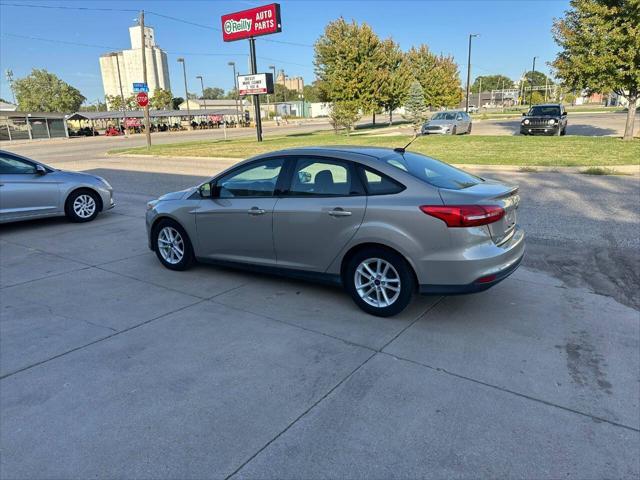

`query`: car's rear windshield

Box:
[431,112,457,120]
[384,152,483,190]
[528,105,560,116]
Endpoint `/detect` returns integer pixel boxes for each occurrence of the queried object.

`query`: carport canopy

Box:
[66,109,238,121]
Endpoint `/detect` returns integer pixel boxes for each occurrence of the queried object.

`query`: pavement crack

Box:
[225,350,377,480]
[381,351,640,433]
[0,298,205,381]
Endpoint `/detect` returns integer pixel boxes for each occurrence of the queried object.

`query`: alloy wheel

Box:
[354,257,401,308]
[73,194,96,219]
[158,226,185,265]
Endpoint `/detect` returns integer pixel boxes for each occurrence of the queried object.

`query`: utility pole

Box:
[5,69,16,104]
[478,77,482,110]
[139,11,151,149]
[528,56,537,106]
[544,75,549,102]
[177,58,191,129]
[465,33,479,113]
[228,61,240,126]
[270,65,277,119]
[115,54,127,136]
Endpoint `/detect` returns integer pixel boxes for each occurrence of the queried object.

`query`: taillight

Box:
[419,205,504,227]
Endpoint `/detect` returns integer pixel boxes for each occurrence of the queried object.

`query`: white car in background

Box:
[421,111,473,135]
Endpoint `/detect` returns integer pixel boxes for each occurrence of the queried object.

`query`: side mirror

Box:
[199,183,212,198]
[35,164,47,175]
[562,112,568,116]
[522,112,526,116]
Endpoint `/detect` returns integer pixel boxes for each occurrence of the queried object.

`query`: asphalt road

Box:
[1,140,639,477]
[472,111,636,136]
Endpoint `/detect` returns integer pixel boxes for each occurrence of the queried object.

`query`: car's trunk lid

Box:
[438,180,520,244]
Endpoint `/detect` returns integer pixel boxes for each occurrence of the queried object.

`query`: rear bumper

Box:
[418,226,525,295]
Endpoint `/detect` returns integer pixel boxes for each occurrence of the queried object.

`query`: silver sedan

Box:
[422,111,472,135]
[0,150,114,223]
[146,146,524,317]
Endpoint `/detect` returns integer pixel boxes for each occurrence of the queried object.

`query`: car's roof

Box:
[257,145,405,160]
[531,103,561,107]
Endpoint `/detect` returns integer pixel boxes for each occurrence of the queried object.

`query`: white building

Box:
[99,25,170,109]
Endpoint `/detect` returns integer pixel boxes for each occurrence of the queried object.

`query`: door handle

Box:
[247,207,266,215]
[328,208,352,217]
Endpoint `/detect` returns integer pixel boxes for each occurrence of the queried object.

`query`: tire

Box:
[561,127,567,136]
[344,247,414,317]
[152,219,194,271]
[451,126,457,135]
[65,189,100,223]
[467,124,472,134]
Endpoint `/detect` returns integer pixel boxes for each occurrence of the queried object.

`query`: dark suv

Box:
[520,104,567,136]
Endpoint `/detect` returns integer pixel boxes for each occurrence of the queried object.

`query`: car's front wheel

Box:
[451,126,457,135]
[344,247,414,317]
[153,219,194,271]
[65,189,100,222]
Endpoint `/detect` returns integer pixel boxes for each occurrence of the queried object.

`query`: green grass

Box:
[110,131,640,167]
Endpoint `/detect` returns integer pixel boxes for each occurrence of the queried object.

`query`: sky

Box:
[0,0,570,106]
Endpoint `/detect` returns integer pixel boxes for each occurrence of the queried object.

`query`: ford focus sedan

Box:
[422,111,472,135]
[0,150,114,223]
[146,147,524,316]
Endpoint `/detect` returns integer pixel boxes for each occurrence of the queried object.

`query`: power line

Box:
[0,2,314,48]
[1,32,124,51]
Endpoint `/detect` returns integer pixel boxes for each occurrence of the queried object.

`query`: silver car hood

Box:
[158,186,197,201]
[426,119,455,126]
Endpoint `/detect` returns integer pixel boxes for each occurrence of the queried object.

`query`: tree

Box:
[106,94,138,111]
[302,81,327,103]
[404,80,427,131]
[223,88,238,100]
[328,100,361,134]
[13,69,85,112]
[552,0,639,140]
[171,97,184,110]
[150,88,172,110]
[377,38,412,125]
[471,74,515,93]
[406,45,463,108]
[202,87,225,100]
[314,18,381,119]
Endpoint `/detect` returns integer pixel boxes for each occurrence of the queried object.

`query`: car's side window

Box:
[0,155,36,174]
[456,114,463,121]
[217,158,284,198]
[289,158,358,197]
[360,167,405,195]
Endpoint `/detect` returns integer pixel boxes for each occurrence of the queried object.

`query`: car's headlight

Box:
[548,119,556,125]
[146,200,158,211]
[524,119,530,125]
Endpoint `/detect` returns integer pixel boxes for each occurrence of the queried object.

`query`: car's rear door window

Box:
[289,158,360,196]
[384,152,482,190]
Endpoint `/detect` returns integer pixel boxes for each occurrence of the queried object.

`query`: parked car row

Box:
[421,103,568,136]
[1,145,524,317]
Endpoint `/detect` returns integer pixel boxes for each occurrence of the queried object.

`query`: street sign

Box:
[221,3,281,42]
[237,73,274,95]
[133,82,149,93]
[136,92,149,107]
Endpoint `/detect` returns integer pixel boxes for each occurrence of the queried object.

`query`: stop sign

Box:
[136,92,149,107]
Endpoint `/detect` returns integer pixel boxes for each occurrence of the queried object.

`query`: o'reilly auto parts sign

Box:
[221,3,281,42]
[237,73,275,95]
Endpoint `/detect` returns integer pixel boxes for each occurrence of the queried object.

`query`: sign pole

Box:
[248,37,263,142]
[140,10,152,149]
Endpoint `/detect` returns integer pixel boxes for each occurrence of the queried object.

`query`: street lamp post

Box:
[196,75,207,112]
[528,56,538,106]
[177,58,191,129]
[228,61,240,126]
[465,33,480,113]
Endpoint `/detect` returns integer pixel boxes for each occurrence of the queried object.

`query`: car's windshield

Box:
[431,112,457,121]
[384,152,482,190]
[528,105,561,116]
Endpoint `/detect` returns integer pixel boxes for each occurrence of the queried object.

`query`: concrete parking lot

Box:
[1,149,638,478]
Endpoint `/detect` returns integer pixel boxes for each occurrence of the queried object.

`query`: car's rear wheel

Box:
[344,247,414,317]
[153,219,194,271]
[65,189,100,223]
[467,124,472,134]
